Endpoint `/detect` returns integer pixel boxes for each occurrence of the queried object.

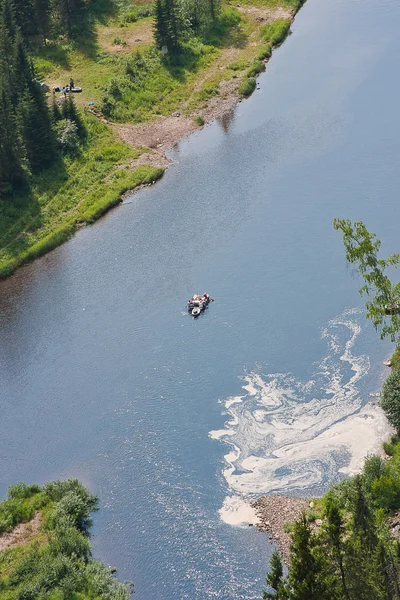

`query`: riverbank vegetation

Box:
[0,0,304,278]
[0,479,132,599]
[262,222,400,599]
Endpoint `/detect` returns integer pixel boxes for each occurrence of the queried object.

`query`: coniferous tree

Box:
[352,475,377,550]
[0,83,28,197]
[18,86,56,171]
[263,550,285,600]
[164,0,180,51]
[12,0,37,37]
[34,0,52,43]
[65,93,85,136]
[286,515,330,600]
[153,0,167,50]
[324,498,350,600]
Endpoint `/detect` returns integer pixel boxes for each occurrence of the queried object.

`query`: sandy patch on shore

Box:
[0,512,42,552]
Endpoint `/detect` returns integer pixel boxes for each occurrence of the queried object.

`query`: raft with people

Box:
[187,293,214,317]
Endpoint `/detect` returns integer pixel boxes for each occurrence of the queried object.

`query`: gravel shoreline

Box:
[252,496,309,563]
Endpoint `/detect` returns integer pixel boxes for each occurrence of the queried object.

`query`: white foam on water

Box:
[213,309,392,525]
[218,495,260,527]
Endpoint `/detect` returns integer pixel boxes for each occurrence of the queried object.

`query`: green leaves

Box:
[333,218,400,341]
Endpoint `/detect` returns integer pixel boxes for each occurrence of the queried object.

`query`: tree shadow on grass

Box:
[0,157,69,255]
[36,43,71,70]
[199,11,249,49]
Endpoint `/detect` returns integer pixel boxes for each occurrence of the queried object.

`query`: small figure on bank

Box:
[70,77,74,89]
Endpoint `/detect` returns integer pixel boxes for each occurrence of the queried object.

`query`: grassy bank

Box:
[0,479,131,599]
[1,0,304,278]
[0,117,163,278]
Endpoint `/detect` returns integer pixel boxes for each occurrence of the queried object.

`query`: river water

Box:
[1,0,400,597]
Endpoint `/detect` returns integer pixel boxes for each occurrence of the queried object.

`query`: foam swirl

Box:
[210,309,391,524]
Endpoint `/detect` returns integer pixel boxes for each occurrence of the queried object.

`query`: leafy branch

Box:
[333,218,400,341]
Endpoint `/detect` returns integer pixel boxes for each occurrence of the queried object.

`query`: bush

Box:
[261,18,291,46]
[55,119,79,155]
[8,483,41,500]
[238,77,256,98]
[391,345,400,370]
[247,60,265,78]
[381,368,400,431]
[371,473,400,512]
[257,43,272,61]
[112,37,126,46]
[193,115,205,126]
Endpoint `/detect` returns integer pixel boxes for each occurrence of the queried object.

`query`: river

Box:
[1,0,400,597]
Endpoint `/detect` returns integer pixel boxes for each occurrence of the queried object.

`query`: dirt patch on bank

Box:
[0,512,43,553]
[252,496,308,563]
[115,78,242,156]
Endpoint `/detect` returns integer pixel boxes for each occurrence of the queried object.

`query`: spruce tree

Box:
[263,550,285,600]
[65,93,85,136]
[18,87,56,171]
[153,0,167,50]
[12,0,37,37]
[286,514,330,600]
[164,0,180,51]
[0,82,27,197]
[352,475,377,550]
[34,0,52,43]
[324,498,350,600]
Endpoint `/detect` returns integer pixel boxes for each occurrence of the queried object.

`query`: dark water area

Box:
[1,0,400,597]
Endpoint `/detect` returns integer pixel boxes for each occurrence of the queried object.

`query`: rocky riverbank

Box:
[252,495,309,563]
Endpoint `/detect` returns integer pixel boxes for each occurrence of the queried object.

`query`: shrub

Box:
[228,60,246,71]
[112,37,126,46]
[8,483,41,500]
[193,115,205,126]
[198,80,219,100]
[261,18,291,46]
[381,368,400,431]
[391,345,400,370]
[257,43,272,61]
[55,120,79,156]
[371,473,400,512]
[123,11,137,23]
[247,60,265,78]
[238,77,256,98]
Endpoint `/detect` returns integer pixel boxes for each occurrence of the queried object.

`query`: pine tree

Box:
[34,0,52,43]
[12,0,37,37]
[0,1,17,94]
[164,0,180,51]
[286,515,330,600]
[324,498,350,600]
[352,475,377,550]
[18,87,56,172]
[0,82,28,197]
[263,550,285,600]
[153,0,167,50]
[65,93,85,136]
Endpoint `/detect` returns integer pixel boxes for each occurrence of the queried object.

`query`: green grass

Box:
[260,18,291,45]
[0,116,164,278]
[239,76,256,97]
